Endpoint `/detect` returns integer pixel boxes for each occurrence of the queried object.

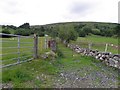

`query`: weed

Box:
[2,67,32,83]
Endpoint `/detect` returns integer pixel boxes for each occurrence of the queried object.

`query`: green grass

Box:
[58,43,101,71]
[2,58,61,87]
[71,35,118,54]
[2,36,60,87]
[2,42,99,88]
[1,36,119,88]
[1,37,34,66]
[3,67,32,83]
[77,35,118,45]
[1,37,48,65]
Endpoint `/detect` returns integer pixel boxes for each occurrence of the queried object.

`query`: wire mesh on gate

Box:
[0,33,34,68]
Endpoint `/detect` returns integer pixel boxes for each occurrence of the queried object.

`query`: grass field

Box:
[77,35,118,45]
[2,42,119,88]
[1,35,120,88]
[1,37,49,66]
[71,35,118,54]
[1,37,33,66]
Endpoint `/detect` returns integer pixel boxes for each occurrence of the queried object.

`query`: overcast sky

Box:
[0,0,119,26]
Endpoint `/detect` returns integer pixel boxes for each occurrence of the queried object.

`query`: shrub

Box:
[1,29,11,38]
[79,30,86,37]
[56,48,64,58]
[92,29,101,35]
[14,29,31,36]
[2,29,10,34]
[82,26,92,35]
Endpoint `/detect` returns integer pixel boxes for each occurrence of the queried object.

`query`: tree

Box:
[49,26,59,38]
[2,29,10,34]
[1,29,11,38]
[58,24,78,45]
[14,29,31,36]
[40,26,45,32]
[105,30,113,37]
[2,25,17,30]
[92,29,101,35]
[33,26,46,37]
[18,23,30,29]
[114,24,120,37]
[82,26,92,35]
[79,30,86,37]
[74,24,86,33]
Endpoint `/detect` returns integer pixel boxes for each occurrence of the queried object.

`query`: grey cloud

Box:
[1,0,21,14]
[70,2,95,15]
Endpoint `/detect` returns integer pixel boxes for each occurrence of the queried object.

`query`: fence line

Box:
[0,33,32,38]
[74,41,118,54]
[2,55,33,63]
[0,52,18,56]
[76,41,119,47]
[1,33,38,68]
[68,43,120,69]
[1,58,33,68]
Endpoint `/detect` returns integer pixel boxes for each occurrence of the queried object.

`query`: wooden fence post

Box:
[44,35,47,49]
[34,34,38,59]
[44,34,48,49]
[105,43,108,52]
[88,43,91,50]
[40,38,43,52]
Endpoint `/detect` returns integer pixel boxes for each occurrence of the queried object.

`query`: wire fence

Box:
[0,33,35,68]
[73,41,119,54]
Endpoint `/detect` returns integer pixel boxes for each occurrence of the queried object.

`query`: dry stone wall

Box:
[67,44,120,69]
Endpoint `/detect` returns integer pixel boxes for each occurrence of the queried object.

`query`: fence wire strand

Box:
[1,33,34,68]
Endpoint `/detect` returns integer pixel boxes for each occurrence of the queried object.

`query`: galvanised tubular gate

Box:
[0,33,38,68]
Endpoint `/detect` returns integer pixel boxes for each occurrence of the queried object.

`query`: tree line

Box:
[1,22,120,43]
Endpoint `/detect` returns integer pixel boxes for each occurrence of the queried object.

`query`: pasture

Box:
[1,37,49,66]
[1,35,120,88]
[77,35,118,45]
[71,35,118,54]
[2,42,119,88]
[2,37,33,66]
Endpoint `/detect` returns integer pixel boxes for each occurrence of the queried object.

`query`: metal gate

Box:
[0,33,35,68]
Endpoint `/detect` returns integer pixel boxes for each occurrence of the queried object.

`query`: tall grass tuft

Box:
[2,67,32,83]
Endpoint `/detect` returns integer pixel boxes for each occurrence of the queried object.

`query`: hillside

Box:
[1,22,119,38]
[31,21,117,28]
[31,22,119,38]
[1,22,120,88]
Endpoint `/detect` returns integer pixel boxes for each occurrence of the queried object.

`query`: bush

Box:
[92,29,101,35]
[1,29,11,38]
[56,48,64,58]
[14,29,31,36]
[2,29,10,34]
[79,30,86,37]
[82,27,92,35]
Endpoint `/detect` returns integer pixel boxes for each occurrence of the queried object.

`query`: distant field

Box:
[1,35,119,67]
[77,35,118,45]
[1,37,46,66]
[1,37,33,65]
[71,35,118,54]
